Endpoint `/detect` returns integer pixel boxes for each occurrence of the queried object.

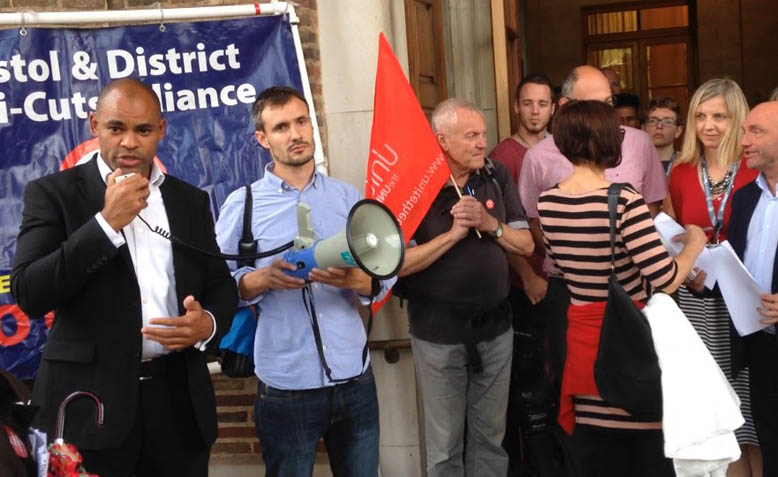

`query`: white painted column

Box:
[317,3,422,476]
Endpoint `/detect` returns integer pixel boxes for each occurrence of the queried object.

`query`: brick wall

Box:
[3,0,325,462]
[211,374,260,457]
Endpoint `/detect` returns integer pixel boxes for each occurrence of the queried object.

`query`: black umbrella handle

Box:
[55,391,104,443]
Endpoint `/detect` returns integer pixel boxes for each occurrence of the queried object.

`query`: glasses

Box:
[646,117,678,127]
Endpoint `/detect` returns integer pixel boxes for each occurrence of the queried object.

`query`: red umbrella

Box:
[47,391,103,477]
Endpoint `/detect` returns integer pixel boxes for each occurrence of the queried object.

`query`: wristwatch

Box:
[491,222,503,239]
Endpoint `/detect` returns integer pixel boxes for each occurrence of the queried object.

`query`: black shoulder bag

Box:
[219,186,260,378]
[593,183,662,418]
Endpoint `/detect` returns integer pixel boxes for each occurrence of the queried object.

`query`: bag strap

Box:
[483,157,503,197]
[607,183,626,274]
[302,277,380,383]
[237,185,257,268]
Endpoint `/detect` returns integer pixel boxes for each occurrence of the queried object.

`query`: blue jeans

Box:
[254,366,379,477]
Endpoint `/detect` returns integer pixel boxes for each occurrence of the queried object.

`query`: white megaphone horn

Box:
[283,199,405,280]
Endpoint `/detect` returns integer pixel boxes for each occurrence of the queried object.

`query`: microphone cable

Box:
[135,214,294,261]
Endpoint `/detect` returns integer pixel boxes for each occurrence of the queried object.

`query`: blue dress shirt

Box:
[744,173,778,333]
[215,164,394,389]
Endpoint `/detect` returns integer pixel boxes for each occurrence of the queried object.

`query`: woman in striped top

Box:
[537,100,706,477]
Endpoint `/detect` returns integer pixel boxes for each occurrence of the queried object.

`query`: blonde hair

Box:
[676,78,748,168]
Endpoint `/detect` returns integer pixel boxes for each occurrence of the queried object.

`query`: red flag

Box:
[366,33,450,311]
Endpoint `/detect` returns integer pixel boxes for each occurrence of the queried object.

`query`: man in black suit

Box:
[11,78,237,477]
[729,100,778,476]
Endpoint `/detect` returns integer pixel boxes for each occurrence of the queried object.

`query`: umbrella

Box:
[47,391,103,477]
[0,369,37,477]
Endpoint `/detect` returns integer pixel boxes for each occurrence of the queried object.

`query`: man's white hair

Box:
[430,98,484,134]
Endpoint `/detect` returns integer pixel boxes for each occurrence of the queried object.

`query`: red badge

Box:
[486,199,495,209]
[4,425,28,459]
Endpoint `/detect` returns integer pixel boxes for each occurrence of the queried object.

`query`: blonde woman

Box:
[666,78,761,477]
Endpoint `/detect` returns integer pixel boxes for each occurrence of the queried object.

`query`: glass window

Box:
[586,11,638,35]
[640,5,689,30]
[587,47,635,93]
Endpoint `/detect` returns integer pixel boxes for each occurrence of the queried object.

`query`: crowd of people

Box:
[7,65,778,477]
[489,67,778,477]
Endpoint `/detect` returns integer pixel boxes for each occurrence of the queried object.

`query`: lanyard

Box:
[700,155,740,243]
[665,151,677,178]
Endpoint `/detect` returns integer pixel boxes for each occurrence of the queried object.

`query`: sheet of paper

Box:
[654,212,685,256]
[653,213,716,289]
[711,241,768,336]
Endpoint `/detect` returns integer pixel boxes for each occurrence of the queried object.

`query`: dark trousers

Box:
[749,331,778,476]
[572,424,674,477]
[504,277,571,476]
[80,353,209,477]
[254,366,379,477]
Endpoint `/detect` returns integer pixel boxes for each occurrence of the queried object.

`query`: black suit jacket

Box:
[11,156,237,450]
[728,180,778,375]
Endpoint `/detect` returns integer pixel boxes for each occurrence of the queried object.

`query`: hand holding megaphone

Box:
[283,199,405,281]
[308,267,372,295]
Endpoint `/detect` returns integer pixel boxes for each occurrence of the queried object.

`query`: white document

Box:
[653,213,716,289]
[711,241,768,336]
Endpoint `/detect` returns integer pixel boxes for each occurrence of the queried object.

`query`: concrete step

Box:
[209,454,332,477]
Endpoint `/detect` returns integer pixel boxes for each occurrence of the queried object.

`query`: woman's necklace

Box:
[704,164,735,195]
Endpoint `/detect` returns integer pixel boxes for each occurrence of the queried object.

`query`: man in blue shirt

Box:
[730,100,778,475]
[215,86,392,476]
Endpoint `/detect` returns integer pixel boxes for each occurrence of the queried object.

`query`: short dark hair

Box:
[646,96,681,124]
[96,78,161,115]
[252,86,308,131]
[613,93,640,111]
[552,100,622,169]
[515,72,553,101]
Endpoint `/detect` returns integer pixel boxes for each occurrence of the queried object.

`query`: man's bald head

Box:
[559,66,613,106]
[90,78,166,178]
[95,78,162,117]
[742,101,778,175]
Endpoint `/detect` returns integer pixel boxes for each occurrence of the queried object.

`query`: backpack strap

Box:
[607,183,626,274]
[482,157,503,197]
[237,185,257,268]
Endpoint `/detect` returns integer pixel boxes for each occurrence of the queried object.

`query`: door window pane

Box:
[587,47,634,93]
[587,11,638,35]
[640,6,688,30]
[647,43,687,87]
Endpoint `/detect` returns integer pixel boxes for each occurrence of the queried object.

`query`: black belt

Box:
[139,352,184,381]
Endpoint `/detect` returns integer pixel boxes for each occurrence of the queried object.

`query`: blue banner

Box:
[0,14,304,378]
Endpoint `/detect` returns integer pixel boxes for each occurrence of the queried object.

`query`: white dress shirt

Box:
[744,173,778,333]
[93,154,215,358]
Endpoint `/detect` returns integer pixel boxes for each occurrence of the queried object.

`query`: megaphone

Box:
[283,198,405,280]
